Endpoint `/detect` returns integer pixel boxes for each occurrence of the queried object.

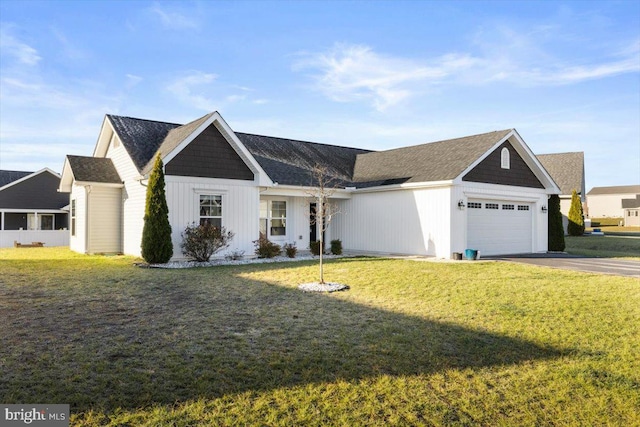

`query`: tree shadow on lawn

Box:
[0,261,568,414]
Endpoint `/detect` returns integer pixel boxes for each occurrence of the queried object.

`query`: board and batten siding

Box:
[106,134,146,256]
[87,186,122,253]
[333,186,453,258]
[165,176,260,260]
[69,185,86,253]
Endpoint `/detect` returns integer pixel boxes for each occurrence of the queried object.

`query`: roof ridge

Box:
[107,114,182,127]
[363,128,513,156]
[236,131,374,152]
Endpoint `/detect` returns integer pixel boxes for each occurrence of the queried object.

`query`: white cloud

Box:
[294,44,477,112]
[0,26,41,65]
[166,71,219,111]
[150,3,199,30]
[294,29,640,111]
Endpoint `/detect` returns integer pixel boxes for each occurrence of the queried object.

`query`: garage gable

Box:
[462,141,544,189]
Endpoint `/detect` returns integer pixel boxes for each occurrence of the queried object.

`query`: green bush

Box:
[253,234,281,258]
[309,241,324,256]
[330,239,343,255]
[567,189,585,236]
[181,223,234,262]
[141,155,173,263]
[547,194,565,251]
[283,242,297,258]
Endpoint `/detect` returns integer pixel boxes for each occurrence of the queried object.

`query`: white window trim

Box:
[196,193,225,228]
[501,147,510,169]
[260,198,288,240]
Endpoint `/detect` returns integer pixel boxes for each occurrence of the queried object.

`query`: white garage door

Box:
[467,199,533,256]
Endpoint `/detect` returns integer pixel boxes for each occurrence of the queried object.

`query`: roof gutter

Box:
[353,180,454,194]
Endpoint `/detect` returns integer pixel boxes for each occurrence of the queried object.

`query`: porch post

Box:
[1,211,4,230]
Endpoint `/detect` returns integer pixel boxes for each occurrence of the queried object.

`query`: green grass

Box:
[565,235,640,258]
[1,248,639,426]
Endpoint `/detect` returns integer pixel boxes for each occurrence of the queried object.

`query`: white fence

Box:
[0,230,69,248]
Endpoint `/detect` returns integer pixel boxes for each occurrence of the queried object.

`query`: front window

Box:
[260,199,287,238]
[199,195,222,228]
[27,214,54,230]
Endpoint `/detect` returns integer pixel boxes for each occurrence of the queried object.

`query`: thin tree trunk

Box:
[318,200,324,283]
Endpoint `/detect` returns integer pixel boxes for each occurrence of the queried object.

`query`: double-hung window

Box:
[260,200,287,238]
[199,195,222,228]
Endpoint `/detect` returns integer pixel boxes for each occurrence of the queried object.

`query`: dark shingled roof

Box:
[236,133,372,187]
[66,155,122,183]
[587,185,640,195]
[537,152,584,195]
[353,129,513,183]
[107,115,180,172]
[0,170,32,188]
[622,195,640,209]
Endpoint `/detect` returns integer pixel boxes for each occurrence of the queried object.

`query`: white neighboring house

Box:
[0,168,69,248]
[587,185,640,218]
[59,111,560,259]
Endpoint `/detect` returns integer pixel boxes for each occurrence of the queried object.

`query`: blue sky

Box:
[1,0,638,190]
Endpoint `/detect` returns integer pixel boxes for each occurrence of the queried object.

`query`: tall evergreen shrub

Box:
[547,194,565,251]
[141,155,173,263]
[567,189,585,236]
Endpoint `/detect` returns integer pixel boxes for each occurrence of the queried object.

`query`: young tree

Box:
[567,189,585,236]
[306,165,342,284]
[141,155,173,263]
[547,194,565,251]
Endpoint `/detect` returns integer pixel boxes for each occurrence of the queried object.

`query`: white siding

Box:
[260,196,310,250]
[333,186,453,258]
[106,138,146,256]
[587,194,634,218]
[165,176,260,260]
[69,185,86,253]
[87,186,122,253]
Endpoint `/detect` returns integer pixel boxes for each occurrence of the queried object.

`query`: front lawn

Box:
[1,248,638,426]
[565,235,640,258]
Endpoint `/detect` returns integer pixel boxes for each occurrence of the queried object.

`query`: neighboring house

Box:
[622,195,640,227]
[587,185,640,218]
[59,112,560,259]
[0,168,69,248]
[537,152,585,232]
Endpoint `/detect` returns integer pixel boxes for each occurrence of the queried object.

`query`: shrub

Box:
[330,239,343,255]
[225,249,245,261]
[181,223,234,262]
[567,189,585,236]
[253,234,281,258]
[141,155,173,263]
[283,242,298,258]
[548,194,565,251]
[309,240,324,256]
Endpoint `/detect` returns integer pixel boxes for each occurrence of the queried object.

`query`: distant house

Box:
[59,111,560,259]
[587,185,640,218]
[622,195,640,227]
[0,168,69,248]
[536,152,585,232]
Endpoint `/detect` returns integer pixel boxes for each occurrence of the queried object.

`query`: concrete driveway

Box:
[488,253,640,278]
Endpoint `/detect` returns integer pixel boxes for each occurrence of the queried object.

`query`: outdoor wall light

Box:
[458,200,466,209]
[541,205,548,213]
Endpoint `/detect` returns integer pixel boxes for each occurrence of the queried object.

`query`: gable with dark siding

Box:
[0,171,68,209]
[462,141,544,188]
[165,124,254,180]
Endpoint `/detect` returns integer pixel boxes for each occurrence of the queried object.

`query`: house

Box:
[0,168,69,248]
[59,112,560,259]
[536,152,586,231]
[622,195,640,227]
[587,185,640,218]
